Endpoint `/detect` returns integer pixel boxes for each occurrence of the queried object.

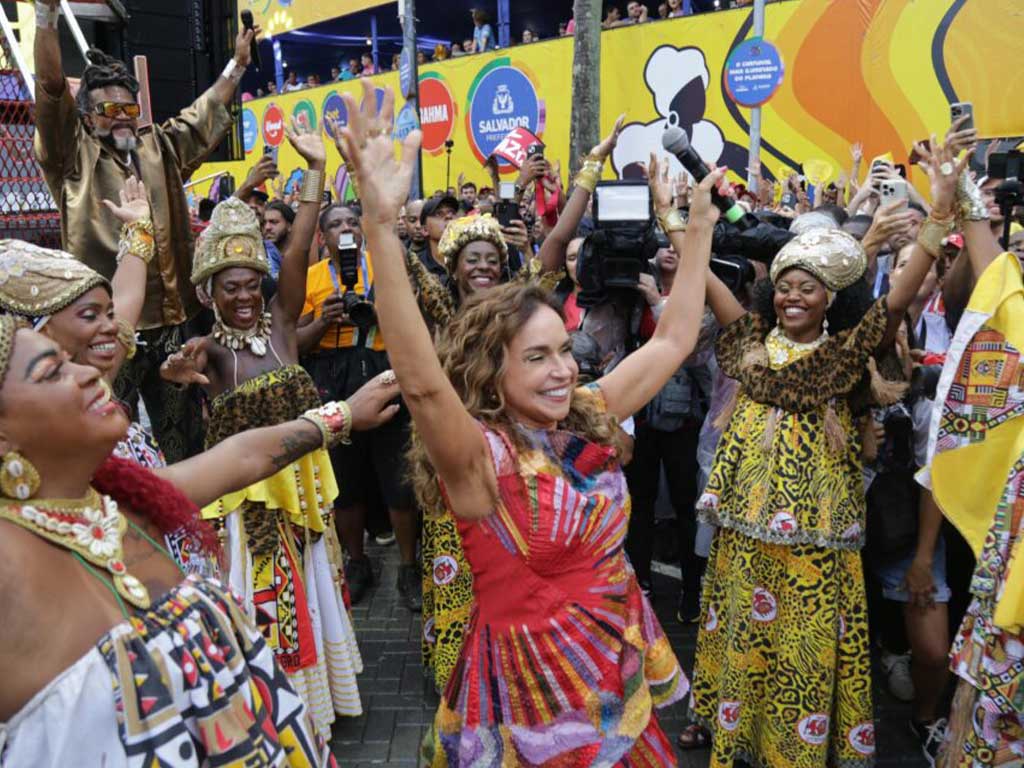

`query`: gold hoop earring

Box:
[0,452,40,500]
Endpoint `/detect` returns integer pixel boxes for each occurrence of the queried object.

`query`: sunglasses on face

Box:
[93,101,141,119]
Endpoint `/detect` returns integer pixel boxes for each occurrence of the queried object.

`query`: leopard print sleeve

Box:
[715,312,762,380]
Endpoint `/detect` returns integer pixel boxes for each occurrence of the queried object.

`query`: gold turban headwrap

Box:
[0,240,110,323]
[769,228,867,293]
[0,314,20,387]
[191,197,269,286]
[438,214,509,276]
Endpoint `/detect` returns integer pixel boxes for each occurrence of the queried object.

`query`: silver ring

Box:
[379,370,397,386]
[939,161,955,176]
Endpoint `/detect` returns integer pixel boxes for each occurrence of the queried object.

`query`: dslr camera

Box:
[336,233,376,328]
[574,181,662,308]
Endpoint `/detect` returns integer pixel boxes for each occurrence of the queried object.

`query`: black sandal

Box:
[677,723,711,750]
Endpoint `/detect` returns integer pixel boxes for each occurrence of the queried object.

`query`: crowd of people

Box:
[253,0,760,100]
[3,2,1022,767]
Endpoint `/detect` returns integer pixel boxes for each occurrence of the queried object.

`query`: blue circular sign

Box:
[242,108,258,153]
[322,92,347,139]
[724,37,784,108]
[393,102,419,142]
[468,65,540,164]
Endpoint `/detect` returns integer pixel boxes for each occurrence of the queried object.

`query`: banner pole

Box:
[747,0,765,194]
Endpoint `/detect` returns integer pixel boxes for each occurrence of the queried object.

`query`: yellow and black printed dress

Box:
[204,365,363,738]
[690,299,889,768]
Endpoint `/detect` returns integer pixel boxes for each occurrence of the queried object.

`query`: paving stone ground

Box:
[331,542,927,767]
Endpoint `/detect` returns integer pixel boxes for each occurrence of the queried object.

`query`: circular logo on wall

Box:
[432,555,459,586]
[292,99,317,132]
[465,59,545,166]
[322,92,347,139]
[393,102,419,142]
[242,108,258,154]
[262,103,285,147]
[797,714,830,746]
[418,74,456,154]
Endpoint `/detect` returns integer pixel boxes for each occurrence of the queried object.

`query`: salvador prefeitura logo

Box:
[465,58,545,167]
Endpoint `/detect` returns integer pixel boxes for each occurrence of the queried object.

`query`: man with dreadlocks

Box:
[32,0,258,463]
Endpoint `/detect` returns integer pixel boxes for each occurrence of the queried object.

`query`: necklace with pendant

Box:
[765,325,829,368]
[212,310,272,357]
[0,489,151,609]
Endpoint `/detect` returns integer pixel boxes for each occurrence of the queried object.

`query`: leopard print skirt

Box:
[691,528,875,768]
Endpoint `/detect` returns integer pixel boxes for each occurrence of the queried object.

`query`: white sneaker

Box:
[880,650,915,702]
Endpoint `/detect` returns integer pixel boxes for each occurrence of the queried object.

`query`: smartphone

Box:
[263,144,278,164]
[526,143,545,161]
[908,139,933,165]
[780,191,798,209]
[240,10,261,69]
[879,178,909,208]
[322,189,332,205]
[498,181,516,200]
[494,200,516,227]
[950,102,973,132]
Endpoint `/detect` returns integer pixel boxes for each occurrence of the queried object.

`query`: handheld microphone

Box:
[661,126,748,226]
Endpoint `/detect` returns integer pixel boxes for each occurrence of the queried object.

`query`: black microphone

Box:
[662,126,748,226]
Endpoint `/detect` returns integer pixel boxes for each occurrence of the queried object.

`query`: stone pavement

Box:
[331,542,928,767]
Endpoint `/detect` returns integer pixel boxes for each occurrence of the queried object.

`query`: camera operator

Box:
[297,203,420,609]
[625,243,715,618]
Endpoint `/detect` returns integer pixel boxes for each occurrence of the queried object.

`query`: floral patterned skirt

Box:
[690,528,875,768]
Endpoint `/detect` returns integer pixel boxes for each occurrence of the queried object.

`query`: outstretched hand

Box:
[347,371,402,431]
[335,81,421,227]
[589,114,626,161]
[913,129,971,217]
[160,339,210,386]
[103,176,151,224]
[285,115,326,167]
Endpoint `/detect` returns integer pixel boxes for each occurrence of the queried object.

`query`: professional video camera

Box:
[336,233,376,328]
[574,181,662,308]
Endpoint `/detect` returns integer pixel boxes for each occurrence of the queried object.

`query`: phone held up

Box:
[879,178,909,208]
[240,10,261,69]
[950,102,974,132]
[495,181,518,227]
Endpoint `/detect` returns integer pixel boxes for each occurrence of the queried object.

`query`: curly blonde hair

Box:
[409,282,622,512]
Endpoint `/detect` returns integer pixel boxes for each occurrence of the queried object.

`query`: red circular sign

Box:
[262,103,285,147]
[418,76,455,154]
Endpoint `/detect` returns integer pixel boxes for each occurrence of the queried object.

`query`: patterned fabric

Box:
[697,300,889,549]
[0,577,332,767]
[691,305,886,768]
[423,387,686,767]
[919,253,1024,766]
[420,509,473,693]
[691,529,875,768]
[207,364,363,734]
[113,420,218,579]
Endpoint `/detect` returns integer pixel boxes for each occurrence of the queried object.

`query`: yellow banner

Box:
[193,0,1024,205]
[241,0,393,37]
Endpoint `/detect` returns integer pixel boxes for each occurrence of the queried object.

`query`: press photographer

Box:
[297,203,420,610]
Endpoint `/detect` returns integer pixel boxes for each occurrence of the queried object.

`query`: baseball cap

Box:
[420,195,460,225]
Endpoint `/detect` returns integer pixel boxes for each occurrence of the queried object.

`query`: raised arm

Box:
[274,119,327,326]
[156,375,400,508]
[33,0,65,97]
[339,82,496,521]
[537,115,625,273]
[100,177,154,382]
[207,22,259,109]
[887,134,970,328]
[597,156,719,421]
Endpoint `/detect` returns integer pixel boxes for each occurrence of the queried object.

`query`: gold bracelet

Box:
[115,318,137,360]
[116,218,155,265]
[299,169,326,204]
[917,216,954,260]
[574,160,603,194]
[301,400,352,449]
[657,208,687,233]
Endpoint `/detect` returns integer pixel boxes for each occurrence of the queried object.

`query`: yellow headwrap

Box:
[438,214,509,276]
[191,197,269,286]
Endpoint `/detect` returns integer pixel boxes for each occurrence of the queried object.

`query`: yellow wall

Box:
[242,0,394,37]
[192,0,1024,204]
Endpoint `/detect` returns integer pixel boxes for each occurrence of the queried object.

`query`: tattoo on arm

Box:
[268,428,322,471]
